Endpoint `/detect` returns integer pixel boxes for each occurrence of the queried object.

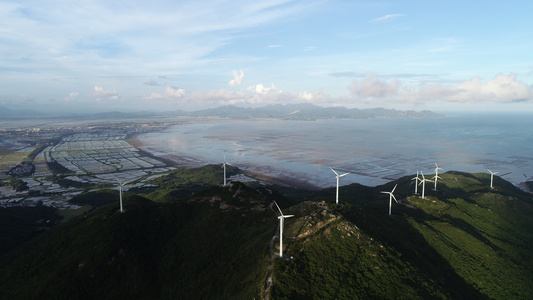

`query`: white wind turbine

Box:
[418,171,433,199]
[381,184,398,216]
[433,163,443,191]
[114,177,131,213]
[487,169,498,189]
[330,167,350,204]
[274,201,294,258]
[411,170,421,195]
[221,152,232,186]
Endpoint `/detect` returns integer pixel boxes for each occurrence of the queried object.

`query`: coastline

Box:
[128,137,321,190]
[126,117,533,191]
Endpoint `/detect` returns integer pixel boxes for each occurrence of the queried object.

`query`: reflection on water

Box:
[137,114,533,188]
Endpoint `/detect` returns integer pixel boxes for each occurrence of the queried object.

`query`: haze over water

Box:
[138,113,533,189]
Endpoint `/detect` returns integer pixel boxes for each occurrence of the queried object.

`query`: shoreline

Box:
[129,138,321,190]
[130,138,533,192]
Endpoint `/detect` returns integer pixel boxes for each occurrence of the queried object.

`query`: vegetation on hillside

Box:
[144,164,239,202]
[270,171,533,299]
[0,185,278,299]
[0,168,532,299]
[0,205,61,256]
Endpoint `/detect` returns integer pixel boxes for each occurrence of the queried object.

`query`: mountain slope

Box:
[271,171,533,299]
[0,171,532,299]
[0,185,278,299]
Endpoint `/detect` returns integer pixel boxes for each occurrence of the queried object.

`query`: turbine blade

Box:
[284,215,294,218]
[339,172,350,178]
[274,201,283,216]
[330,167,339,176]
[391,184,397,193]
[114,176,123,186]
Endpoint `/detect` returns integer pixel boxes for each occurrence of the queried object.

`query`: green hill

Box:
[0,170,532,299]
[0,184,279,299]
[271,171,533,299]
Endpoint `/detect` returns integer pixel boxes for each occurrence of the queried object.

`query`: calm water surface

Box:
[138,113,533,188]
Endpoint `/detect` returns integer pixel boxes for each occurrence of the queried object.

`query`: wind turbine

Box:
[418,171,433,199]
[330,167,350,204]
[221,152,232,186]
[381,184,398,216]
[114,177,128,213]
[433,163,443,191]
[487,169,498,189]
[411,170,421,194]
[274,201,294,258]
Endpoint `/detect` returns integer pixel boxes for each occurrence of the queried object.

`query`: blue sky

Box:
[1,0,532,113]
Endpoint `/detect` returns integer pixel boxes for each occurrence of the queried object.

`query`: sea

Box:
[137,113,533,189]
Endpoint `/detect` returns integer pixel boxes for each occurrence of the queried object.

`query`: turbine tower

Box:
[381,184,398,216]
[114,177,127,213]
[411,170,421,194]
[487,169,498,189]
[274,201,294,258]
[330,167,350,204]
[433,163,443,191]
[418,171,433,199]
[221,152,232,186]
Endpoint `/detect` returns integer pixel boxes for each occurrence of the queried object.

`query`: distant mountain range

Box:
[183,103,442,120]
[0,104,442,120]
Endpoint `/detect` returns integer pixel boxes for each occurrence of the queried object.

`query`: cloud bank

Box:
[347,73,533,104]
[136,73,532,111]
[89,86,119,101]
[143,86,186,100]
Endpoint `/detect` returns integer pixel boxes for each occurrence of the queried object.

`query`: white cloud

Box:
[447,73,533,102]
[349,74,400,99]
[268,45,282,48]
[249,83,276,94]
[89,86,119,101]
[143,86,186,100]
[64,91,79,102]
[299,91,313,101]
[229,70,244,86]
[183,82,293,107]
[369,14,404,23]
[347,73,533,105]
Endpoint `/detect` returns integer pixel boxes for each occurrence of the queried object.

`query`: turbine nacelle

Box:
[487,169,498,175]
[381,184,398,201]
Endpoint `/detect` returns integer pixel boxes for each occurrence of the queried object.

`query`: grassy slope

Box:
[271,171,533,299]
